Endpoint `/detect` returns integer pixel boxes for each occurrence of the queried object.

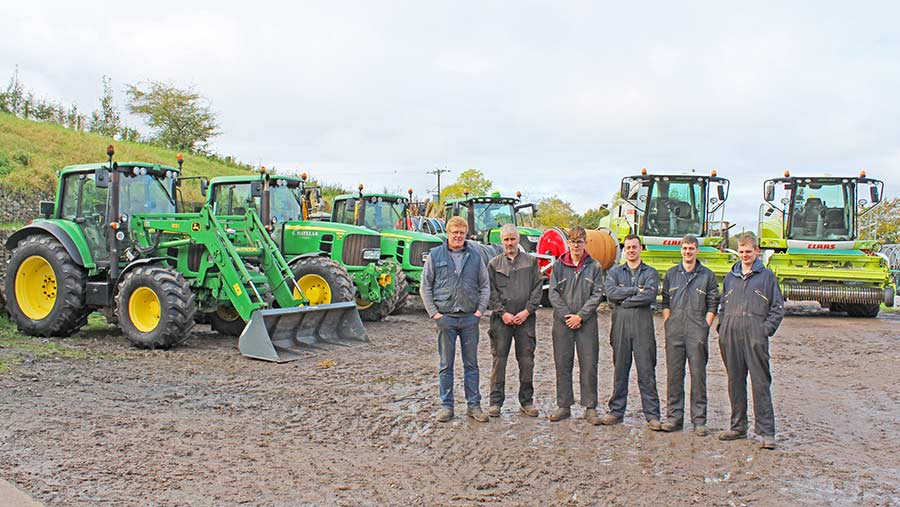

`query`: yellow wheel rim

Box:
[215,305,241,322]
[15,255,57,320]
[295,274,332,305]
[356,297,375,310]
[129,287,161,333]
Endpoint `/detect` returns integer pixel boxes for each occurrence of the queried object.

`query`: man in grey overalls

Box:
[717,232,784,449]
[660,234,719,436]
[487,224,543,417]
[600,234,663,430]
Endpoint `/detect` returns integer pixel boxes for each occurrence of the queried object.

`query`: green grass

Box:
[0,316,90,373]
[0,112,254,202]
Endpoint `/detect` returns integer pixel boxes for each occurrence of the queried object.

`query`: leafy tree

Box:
[535,195,577,228]
[89,76,122,138]
[860,197,900,244]
[440,169,493,202]
[126,81,221,152]
[578,206,611,229]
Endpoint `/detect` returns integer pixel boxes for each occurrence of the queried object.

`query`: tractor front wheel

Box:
[357,260,394,322]
[389,263,409,315]
[207,305,246,336]
[116,265,196,349]
[290,256,355,305]
[5,235,89,337]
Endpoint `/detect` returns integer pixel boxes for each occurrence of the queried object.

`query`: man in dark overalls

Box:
[717,232,784,449]
[660,234,719,436]
[600,234,662,430]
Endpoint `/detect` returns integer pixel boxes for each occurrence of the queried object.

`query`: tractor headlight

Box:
[527,236,540,243]
[139,167,147,175]
[115,231,125,241]
[362,248,381,260]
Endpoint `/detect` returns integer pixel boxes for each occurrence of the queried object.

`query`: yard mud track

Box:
[1,302,898,506]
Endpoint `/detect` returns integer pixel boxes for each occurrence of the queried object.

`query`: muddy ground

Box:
[0,301,898,507]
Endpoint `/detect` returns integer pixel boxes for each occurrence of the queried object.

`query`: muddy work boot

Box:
[646,419,663,431]
[694,425,708,437]
[598,414,622,426]
[486,405,501,418]
[467,406,490,422]
[549,407,571,422]
[660,421,683,432]
[717,430,747,441]
[435,407,454,423]
[760,436,776,450]
[520,405,539,417]
[584,408,602,426]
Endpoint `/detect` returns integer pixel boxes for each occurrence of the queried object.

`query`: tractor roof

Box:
[209,175,306,185]
[60,161,180,175]
[334,193,408,202]
[624,172,728,183]
[444,194,519,205]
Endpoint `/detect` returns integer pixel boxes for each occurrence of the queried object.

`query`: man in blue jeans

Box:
[420,216,491,423]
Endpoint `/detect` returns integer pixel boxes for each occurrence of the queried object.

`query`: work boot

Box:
[584,408,602,426]
[694,425,708,437]
[760,436,776,450]
[486,405,501,418]
[646,419,663,431]
[598,414,622,426]
[660,421,683,432]
[435,407,454,423]
[549,407,571,422]
[717,430,747,441]
[467,406,489,423]
[520,404,539,417]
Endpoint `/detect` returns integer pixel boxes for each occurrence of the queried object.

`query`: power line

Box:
[427,167,451,203]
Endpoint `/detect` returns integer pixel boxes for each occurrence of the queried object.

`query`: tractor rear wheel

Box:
[5,235,89,337]
[389,263,409,315]
[290,256,355,305]
[208,305,246,336]
[116,264,196,349]
[844,303,880,318]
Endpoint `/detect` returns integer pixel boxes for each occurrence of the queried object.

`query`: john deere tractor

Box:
[597,169,737,283]
[443,191,542,252]
[206,173,400,322]
[331,188,443,312]
[3,147,366,362]
[758,171,895,317]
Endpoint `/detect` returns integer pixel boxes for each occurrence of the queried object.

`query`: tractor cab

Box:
[333,192,411,232]
[444,191,541,252]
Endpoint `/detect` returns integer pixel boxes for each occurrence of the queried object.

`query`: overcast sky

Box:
[3,1,899,232]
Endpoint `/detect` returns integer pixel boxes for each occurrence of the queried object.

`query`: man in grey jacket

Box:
[660,234,719,436]
[600,234,663,430]
[487,224,543,417]
[717,232,784,449]
[421,216,491,423]
[547,226,606,424]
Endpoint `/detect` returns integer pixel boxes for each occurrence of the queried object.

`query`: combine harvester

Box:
[3,147,366,362]
[759,171,895,317]
[595,168,737,284]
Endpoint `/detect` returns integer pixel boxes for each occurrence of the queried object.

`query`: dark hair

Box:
[624,234,641,245]
[681,234,699,246]
[567,225,586,241]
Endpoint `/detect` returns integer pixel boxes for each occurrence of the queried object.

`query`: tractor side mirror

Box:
[95,167,110,188]
[200,179,209,197]
[250,180,262,198]
[620,180,630,199]
[870,185,881,204]
[764,181,775,202]
[39,200,54,219]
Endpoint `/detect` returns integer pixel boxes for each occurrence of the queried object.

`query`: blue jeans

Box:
[436,314,482,408]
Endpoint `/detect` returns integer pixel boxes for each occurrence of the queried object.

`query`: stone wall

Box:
[0,190,50,311]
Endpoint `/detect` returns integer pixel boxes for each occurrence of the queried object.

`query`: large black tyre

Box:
[389,262,409,315]
[115,264,196,349]
[357,259,394,322]
[290,256,355,305]
[5,235,89,337]
[207,305,246,336]
[844,303,880,318]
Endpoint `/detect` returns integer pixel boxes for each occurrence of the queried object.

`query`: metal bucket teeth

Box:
[238,301,368,362]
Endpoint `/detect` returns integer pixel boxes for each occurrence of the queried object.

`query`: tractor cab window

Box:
[119,173,176,218]
[269,185,302,223]
[212,183,256,215]
[471,202,515,237]
[332,199,355,224]
[787,181,853,241]
[60,171,110,262]
[363,196,404,232]
[643,179,704,237]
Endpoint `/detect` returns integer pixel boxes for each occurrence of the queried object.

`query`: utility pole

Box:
[427,167,451,204]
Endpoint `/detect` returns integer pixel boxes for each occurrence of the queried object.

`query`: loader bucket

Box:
[238,301,368,362]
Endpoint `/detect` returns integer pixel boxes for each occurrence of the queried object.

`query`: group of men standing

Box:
[420,216,784,449]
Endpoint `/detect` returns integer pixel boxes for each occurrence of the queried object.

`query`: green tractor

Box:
[331,187,443,312]
[3,147,366,362]
[597,169,737,283]
[206,172,401,322]
[443,191,542,251]
[759,170,895,317]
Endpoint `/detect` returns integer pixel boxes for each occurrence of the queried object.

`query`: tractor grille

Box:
[341,234,381,266]
[410,240,440,267]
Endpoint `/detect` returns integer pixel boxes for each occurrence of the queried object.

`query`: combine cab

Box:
[206,173,401,322]
[597,169,737,284]
[4,147,366,363]
[444,191,543,252]
[331,188,442,312]
[759,171,895,317]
